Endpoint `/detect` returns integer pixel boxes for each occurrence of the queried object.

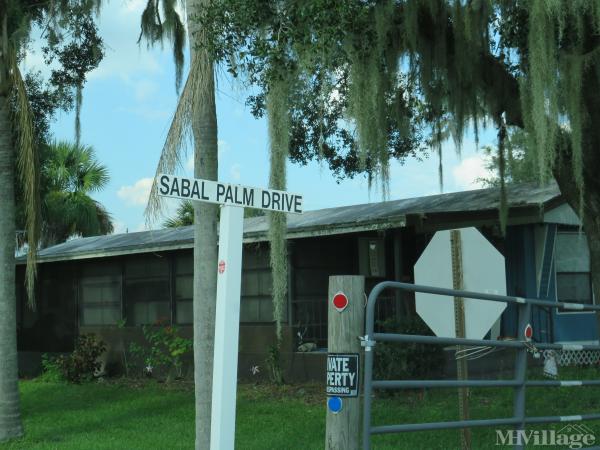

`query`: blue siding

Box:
[533,224,556,343]
[504,224,599,343]
[503,225,539,339]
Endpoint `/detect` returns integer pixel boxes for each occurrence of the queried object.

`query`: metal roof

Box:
[26,182,562,263]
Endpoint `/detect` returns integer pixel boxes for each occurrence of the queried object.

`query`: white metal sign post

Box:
[211,204,244,450]
[157,173,302,450]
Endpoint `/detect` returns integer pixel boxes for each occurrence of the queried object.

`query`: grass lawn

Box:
[1,367,600,449]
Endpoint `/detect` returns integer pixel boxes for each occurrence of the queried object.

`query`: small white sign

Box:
[157,173,303,214]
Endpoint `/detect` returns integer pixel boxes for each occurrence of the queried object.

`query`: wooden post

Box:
[451,230,471,450]
[326,276,365,450]
[393,230,407,319]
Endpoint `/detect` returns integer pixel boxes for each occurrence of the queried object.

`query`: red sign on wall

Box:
[218,260,226,274]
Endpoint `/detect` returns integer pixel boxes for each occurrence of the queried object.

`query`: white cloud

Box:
[452,154,493,190]
[230,163,241,181]
[117,177,153,206]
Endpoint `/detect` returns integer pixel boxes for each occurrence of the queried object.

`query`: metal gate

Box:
[361,281,600,450]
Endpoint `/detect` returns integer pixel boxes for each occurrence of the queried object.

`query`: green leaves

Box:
[129,323,193,380]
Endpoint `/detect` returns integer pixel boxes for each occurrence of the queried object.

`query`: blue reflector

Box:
[328,396,343,414]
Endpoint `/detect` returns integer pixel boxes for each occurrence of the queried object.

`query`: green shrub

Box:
[57,334,107,383]
[37,353,65,383]
[129,322,192,380]
[374,316,444,381]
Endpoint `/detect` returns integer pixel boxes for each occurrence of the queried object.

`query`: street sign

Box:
[157,173,303,450]
[157,173,303,214]
[414,227,507,339]
[326,353,359,397]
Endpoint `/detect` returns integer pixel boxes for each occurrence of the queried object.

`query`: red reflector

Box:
[332,293,349,312]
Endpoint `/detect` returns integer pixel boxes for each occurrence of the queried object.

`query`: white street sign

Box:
[414,227,507,339]
[157,173,303,214]
[157,173,302,450]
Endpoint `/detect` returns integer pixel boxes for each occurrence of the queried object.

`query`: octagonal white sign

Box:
[414,227,507,339]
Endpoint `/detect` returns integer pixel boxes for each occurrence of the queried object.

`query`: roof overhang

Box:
[18,214,407,265]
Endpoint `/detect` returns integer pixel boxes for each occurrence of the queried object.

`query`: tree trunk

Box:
[187,1,220,448]
[0,92,24,442]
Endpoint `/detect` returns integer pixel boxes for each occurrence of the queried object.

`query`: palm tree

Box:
[163,200,264,228]
[0,1,103,441]
[0,3,42,440]
[163,200,194,228]
[139,2,219,446]
[40,141,113,246]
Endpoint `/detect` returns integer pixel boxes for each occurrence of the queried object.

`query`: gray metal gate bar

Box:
[373,332,600,351]
[523,413,600,424]
[370,413,600,434]
[373,380,522,389]
[362,281,600,450]
[367,281,600,312]
[527,380,600,387]
[372,417,521,434]
[374,379,600,389]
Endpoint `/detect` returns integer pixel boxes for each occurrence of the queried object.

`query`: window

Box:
[291,237,356,347]
[556,231,593,308]
[124,256,170,325]
[174,254,193,324]
[80,264,121,325]
[358,237,386,277]
[241,246,276,322]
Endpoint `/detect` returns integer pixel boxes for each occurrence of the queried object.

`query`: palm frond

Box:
[94,200,114,235]
[145,55,209,225]
[163,199,194,228]
[9,50,40,309]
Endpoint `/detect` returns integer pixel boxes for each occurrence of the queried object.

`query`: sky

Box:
[23,0,497,234]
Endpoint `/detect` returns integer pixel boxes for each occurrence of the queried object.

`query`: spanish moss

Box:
[75,84,82,146]
[267,77,290,343]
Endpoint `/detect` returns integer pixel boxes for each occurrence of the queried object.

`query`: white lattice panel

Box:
[556,350,600,366]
